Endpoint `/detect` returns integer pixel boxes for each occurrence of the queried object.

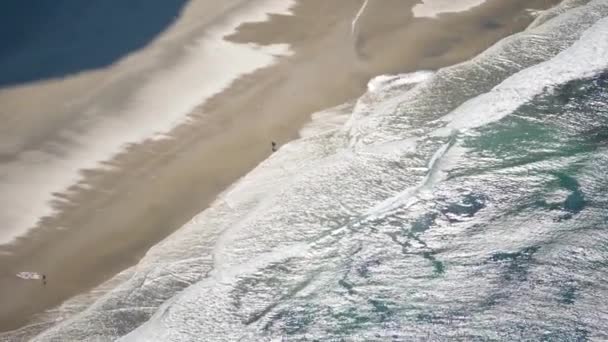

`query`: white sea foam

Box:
[436,15,608,135]
[367,71,434,93]
[364,137,457,219]
[0,0,295,245]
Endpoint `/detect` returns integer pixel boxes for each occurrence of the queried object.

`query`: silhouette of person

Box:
[42,274,47,286]
[271,141,277,152]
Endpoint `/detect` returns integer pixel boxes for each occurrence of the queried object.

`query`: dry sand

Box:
[0,0,562,332]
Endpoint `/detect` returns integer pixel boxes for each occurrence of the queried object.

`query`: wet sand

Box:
[0,0,562,333]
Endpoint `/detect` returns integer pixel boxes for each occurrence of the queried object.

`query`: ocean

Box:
[13,0,608,340]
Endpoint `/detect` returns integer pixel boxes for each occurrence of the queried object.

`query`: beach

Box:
[0,0,562,334]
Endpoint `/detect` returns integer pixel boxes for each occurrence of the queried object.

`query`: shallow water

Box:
[8,0,608,340]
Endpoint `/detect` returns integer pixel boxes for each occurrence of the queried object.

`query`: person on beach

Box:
[271,141,277,152]
[42,274,46,286]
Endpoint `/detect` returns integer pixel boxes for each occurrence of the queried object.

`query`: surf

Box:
[7,0,608,340]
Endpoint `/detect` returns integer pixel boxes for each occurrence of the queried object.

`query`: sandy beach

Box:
[0,0,562,333]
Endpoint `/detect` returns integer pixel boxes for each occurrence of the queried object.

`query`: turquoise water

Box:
[259,71,608,338]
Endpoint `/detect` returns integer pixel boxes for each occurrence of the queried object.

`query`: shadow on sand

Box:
[0,0,189,88]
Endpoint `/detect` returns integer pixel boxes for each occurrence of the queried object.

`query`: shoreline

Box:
[0,0,563,333]
[0,0,294,245]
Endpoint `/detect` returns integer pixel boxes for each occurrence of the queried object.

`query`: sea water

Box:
[12,0,608,340]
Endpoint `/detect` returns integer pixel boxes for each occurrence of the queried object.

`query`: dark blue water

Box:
[0,0,188,87]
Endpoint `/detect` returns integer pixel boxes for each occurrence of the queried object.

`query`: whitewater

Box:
[5,0,608,340]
